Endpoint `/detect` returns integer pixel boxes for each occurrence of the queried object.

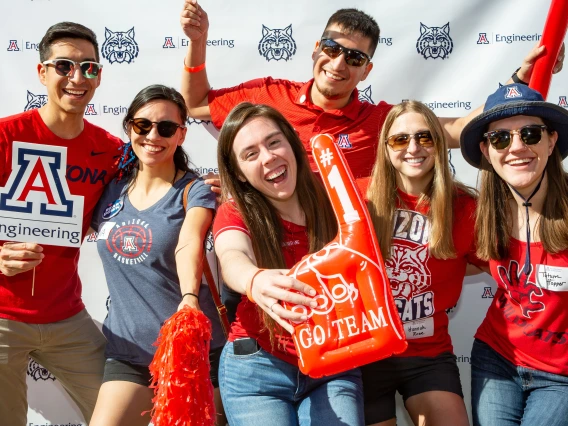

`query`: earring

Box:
[116,142,138,181]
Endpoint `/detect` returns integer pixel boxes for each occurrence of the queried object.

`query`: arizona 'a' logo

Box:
[559,96,568,108]
[24,91,47,111]
[481,286,494,298]
[163,36,175,48]
[85,104,98,115]
[7,40,20,51]
[258,24,297,61]
[498,260,544,318]
[358,86,374,104]
[505,86,522,99]
[416,23,453,59]
[337,134,352,149]
[102,27,140,64]
[477,33,490,44]
[0,143,81,217]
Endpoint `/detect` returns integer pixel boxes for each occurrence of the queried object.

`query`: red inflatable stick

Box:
[284,134,407,378]
[529,0,568,99]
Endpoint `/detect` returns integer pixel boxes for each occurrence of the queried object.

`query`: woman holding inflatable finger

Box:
[364,100,485,426]
[213,102,365,426]
[461,84,568,426]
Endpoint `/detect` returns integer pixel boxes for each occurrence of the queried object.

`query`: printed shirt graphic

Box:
[476,239,568,375]
[390,190,483,357]
[213,202,309,366]
[91,173,218,366]
[0,109,122,324]
[208,77,392,193]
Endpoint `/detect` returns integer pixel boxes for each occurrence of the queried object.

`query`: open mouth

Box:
[266,166,287,183]
[142,144,165,153]
[62,88,87,98]
[324,70,343,81]
[506,158,534,167]
[404,157,426,164]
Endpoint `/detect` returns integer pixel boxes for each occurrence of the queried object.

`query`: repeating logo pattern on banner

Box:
[358,86,374,104]
[27,359,56,382]
[24,91,47,111]
[258,24,296,61]
[102,27,139,64]
[0,142,85,247]
[416,23,453,60]
[559,96,568,108]
[476,32,541,44]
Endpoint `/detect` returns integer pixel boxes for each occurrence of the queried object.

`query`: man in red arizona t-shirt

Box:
[0,23,122,425]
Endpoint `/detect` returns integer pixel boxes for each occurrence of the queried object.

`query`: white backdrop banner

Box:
[1,0,567,425]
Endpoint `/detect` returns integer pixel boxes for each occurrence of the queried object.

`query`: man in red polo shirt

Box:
[179,1,556,192]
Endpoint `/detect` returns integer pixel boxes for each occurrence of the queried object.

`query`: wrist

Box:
[246,269,266,303]
[511,67,528,85]
[181,292,199,300]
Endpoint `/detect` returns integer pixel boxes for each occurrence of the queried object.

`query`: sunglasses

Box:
[483,125,548,150]
[386,131,434,151]
[130,118,185,138]
[320,38,371,67]
[42,59,103,79]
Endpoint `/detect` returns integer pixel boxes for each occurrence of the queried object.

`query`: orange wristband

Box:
[184,61,206,73]
[246,269,265,303]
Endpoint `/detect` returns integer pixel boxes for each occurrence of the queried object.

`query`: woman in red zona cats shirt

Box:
[213,103,366,426]
[363,101,486,426]
[461,84,568,426]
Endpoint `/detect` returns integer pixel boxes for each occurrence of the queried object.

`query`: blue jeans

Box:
[471,339,568,426]
[219,341,364,426]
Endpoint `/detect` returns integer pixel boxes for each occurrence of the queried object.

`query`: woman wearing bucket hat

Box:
[461,83,568,426]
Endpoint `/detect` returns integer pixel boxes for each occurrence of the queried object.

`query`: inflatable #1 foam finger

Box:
[284,134,408,378]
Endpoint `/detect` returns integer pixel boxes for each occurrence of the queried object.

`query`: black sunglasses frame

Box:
[320,38,371,67]
[42,59,103,79]
[386,131,435,151]
[130,118,185,138]
[483,125,548,150]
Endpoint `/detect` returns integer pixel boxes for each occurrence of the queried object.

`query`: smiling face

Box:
[311,24,373,108]
[38,38,101,118]
[479,115,557,197]
[232,116,298,208]
[128,100,186,171]
[386,112,436,195]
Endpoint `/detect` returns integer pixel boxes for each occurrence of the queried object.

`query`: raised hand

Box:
[180,0,209,41]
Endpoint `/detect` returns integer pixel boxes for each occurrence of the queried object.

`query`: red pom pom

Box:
[148,306,216,425]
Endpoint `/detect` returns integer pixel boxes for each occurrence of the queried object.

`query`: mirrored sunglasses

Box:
[130,118,184,138]
[320,38,371,67]
[42,59,103,79]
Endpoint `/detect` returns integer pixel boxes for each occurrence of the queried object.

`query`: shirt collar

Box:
[294,79,363,120]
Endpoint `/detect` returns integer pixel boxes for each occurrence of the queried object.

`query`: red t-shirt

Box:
[388,190,485,357]
[476,239,568,376]
[209,77,392,192]
[213,202,308,365]
[0,109,122,323]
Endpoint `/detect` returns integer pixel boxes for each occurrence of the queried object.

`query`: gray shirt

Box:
[92,172,223,366]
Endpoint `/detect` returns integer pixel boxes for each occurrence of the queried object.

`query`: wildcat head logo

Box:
[559,96,568,108]
[102,27,139,64]
[386,244,431,300]
[24,91,47,111]
[27,359,56,382]
[358,86,374,104]
[416,23,453,60]
[258,24,296,61]
[497,260,544,318]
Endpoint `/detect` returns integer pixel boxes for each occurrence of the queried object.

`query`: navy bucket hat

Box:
[460,84,568,170]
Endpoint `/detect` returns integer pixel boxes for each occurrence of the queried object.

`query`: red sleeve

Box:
[208,77,271,129]
[213,201,250,241]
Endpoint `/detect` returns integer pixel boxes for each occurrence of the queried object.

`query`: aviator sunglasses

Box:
[386,131,434,151]
[483,125,548,150]
[320,38,371,67]
[42,59,103,79]
[130,118,185,138]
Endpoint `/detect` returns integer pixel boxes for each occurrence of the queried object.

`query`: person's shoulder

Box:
[83,119,123,148]
[0,110,35,133]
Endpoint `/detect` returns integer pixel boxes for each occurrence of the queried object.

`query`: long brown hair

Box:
[217,103,337,340]
[475,125,568,260]
[367,100,474,260]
